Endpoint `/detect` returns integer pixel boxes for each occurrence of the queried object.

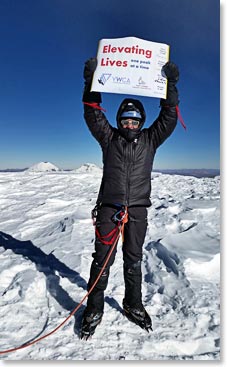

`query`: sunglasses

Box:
[121,119,140,127]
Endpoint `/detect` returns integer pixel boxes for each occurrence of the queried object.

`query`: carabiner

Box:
[112,206,127,224]
[91,204,100,225]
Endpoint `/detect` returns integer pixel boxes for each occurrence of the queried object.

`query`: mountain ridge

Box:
[0,165,220,178]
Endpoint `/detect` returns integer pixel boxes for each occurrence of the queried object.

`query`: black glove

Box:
[82,57,101,104]
[161,61,179,84]
[83,58,97,85]
[160,61,179,107]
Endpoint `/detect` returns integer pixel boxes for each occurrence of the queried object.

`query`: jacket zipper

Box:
[125,142,134,206]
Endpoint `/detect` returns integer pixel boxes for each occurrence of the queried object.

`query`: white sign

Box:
[91,36,170,99]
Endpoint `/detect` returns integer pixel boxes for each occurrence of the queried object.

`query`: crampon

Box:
[80,311,103,340]
[123,301,153,333]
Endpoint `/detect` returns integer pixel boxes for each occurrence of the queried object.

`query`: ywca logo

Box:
[112,76,130,84]
[98,73,111,85]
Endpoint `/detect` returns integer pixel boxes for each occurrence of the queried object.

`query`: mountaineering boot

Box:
[80,310,103,340]
[123,261,152,332]
[80,261,109,339]
[123,299,152,332]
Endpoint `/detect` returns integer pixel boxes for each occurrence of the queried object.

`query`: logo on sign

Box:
[138,77,146,85]
[112,76,130,84]
[98,74,111,85]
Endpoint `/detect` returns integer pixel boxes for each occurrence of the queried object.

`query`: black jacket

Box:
[83,94,178,207]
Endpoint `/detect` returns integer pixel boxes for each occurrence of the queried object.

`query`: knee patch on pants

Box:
[88,261,110,291]
[124,260,142,275]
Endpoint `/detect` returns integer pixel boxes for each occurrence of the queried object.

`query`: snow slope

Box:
[0,168,220,361]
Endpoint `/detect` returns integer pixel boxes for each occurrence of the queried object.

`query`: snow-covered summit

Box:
[26,161,60,172]
[0,169,220,360]
[75,163,102,174]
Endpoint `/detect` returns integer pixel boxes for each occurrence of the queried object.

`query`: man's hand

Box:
[82,57,101,104]
[162,62,179,84]
[83,58,98,85]
[160,62,179,107]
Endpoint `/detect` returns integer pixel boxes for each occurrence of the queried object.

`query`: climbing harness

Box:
[92,204,128,245]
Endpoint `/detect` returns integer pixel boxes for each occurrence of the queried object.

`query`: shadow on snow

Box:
[0,231,87,336]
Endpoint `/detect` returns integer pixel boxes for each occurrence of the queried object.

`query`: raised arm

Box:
[82,58,114,147]
[148,62,179,150]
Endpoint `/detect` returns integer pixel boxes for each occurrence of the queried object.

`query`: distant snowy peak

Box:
[27,161,60,172]
[75,163,102,174]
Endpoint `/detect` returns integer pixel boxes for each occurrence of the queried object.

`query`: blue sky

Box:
[0,0,220,169]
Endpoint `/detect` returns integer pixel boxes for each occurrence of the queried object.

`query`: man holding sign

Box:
[80,44,179,339]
